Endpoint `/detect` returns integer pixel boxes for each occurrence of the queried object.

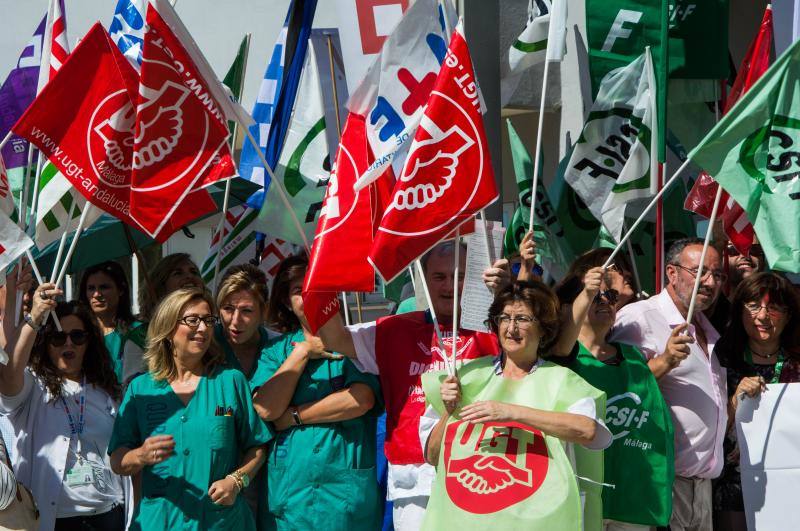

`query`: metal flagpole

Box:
[451,229,461,372]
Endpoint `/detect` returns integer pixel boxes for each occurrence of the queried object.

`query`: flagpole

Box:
[654,162,664,291]
[451,229,461,372]
[0,133,11,151]
[529,59,550,230]
[53,204,93,291]
[685,186,723,325]
[415,259,453,375]
[603,159,690,268]
[23,249,62,331]
[241,126,310,252]
[341,292,351,326]
[211,33,252,293]
[17,148,36,229]
[622,219,643,296]
[48,199,79,284]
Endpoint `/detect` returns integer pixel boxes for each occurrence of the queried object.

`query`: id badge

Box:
[65,463,95,487]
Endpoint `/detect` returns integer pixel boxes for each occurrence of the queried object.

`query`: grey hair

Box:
[665,237,706,266]
[420,240,468,272]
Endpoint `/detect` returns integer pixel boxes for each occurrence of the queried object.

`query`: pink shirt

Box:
[610,290,727,479]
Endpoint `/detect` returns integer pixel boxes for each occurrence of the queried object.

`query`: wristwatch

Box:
[291,407,303,426]
[231,469,250,489]
[23,313,41,332]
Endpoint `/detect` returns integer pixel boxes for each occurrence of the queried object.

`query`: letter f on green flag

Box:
[688,39,800,272]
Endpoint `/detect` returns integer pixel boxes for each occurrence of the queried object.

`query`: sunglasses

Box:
[48,330,89,347]
[593,289,619,305]
[727,243,763,257]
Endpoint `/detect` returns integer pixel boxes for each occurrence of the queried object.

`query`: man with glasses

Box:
[610,237,727,531]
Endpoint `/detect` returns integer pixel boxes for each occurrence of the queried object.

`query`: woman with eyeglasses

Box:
[109,288,272,530]
[252,254,383,531]
[419,276,614,530]
[554,249,675,530]
[79,261,147,386]
[0,282,128,531]
[706,241,766,333]
[712,272,800,531]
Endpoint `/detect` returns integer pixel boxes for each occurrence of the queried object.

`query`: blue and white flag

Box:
[239,0,318,208]
[108,0,146,69]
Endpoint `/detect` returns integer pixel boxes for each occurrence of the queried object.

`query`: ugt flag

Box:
[369,22,499,282]
[564,49,658,242]
[349,0,456,189]
[688,38,800,273]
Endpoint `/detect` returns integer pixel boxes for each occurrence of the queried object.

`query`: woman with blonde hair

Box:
[137,254,204,322]
[109,288,272,530]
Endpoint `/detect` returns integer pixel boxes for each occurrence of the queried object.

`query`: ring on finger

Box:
[39,290,49,300]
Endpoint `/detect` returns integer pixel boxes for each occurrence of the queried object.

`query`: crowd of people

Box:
[0,231,794,531]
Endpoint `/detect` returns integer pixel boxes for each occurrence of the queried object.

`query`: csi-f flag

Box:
[565,49,658,242]
[504,120,572,279]
[688,39,800,273]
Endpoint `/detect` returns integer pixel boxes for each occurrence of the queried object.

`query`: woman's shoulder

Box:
[211,364,250,387]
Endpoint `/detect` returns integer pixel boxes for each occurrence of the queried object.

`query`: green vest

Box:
[568,342,674,526]
[421,356,606,531]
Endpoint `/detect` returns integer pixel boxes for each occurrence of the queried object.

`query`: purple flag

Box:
[0,14,46,170]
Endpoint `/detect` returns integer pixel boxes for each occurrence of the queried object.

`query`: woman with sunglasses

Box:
[252,254,383,531]
[712,272,800,531]
[554,250,675,530]
[79,261,147,386]
[420,275,613,530]
[0,283,128,531]
[109,288,272,530]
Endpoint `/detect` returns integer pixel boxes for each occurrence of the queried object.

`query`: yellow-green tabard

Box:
[261,329,383,531]
[109,366,273,530]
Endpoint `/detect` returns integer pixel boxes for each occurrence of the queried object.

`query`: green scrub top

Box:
[214,324,273,393]
[103,321,148,383]
[261,329,383,531]
[109,364,274,531]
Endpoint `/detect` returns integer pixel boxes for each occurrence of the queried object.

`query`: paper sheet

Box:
[460,219,504,332]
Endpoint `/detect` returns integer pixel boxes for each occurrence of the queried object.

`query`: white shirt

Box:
[610,289,727,479]
[0,369,132,530]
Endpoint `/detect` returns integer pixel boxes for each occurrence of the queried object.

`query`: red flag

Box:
[304,113,375,293]
[684,6,772,254]
[128,2,236,238]
[11,24,143,229]
[368,24,498,282]
[303,291,342,335]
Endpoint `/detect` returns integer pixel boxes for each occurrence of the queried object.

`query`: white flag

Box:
[564,49,658,241]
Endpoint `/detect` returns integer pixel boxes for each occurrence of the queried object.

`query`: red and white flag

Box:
[0,156,15,217]
[368,22,498,282]
[684,6,772,255]
[48,0,69,78]
[129,0,237,238]
[305,113,375,294]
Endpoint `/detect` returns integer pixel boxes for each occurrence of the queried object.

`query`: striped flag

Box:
[49,0,69,78]
[200,206,259,284]
[257,233,297,288]
[0,156,16,218]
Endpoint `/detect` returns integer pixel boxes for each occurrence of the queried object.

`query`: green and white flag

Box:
[200,205,258,284]
[688,39,800,273]
[255,40,330,247]
[34,162,101,250]
[504,120,573,278]
[565,50,658,242]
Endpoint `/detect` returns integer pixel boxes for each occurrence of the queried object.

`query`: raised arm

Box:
[271,383,376,430]
[317,313,356,359]
[551,267,602,357]
[0,282,58,397]
[515,231,542,283]
[1,264,34,353]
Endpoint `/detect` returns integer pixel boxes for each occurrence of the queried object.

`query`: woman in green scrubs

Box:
[215,264,274,393]
[79,261,147,384]
[253,254,383,531]
[109,288,272,530]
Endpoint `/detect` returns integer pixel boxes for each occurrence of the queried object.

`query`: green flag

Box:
[688,40,800,273]
[222,35,250,146]
[421,357,605,531]
[504,120,573,278]
[667,0,729,79]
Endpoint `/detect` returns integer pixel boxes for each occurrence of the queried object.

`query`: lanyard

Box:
[745,347,784,384]
[60,375,86,437]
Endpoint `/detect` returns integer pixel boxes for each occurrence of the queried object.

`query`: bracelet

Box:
[226,473,243,493]
[291,407,303,426]
[23,313,42,332]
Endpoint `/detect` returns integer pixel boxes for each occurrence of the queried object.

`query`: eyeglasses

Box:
[727,243,763,258]
[48,330,89,347]
[672,264,727,283]
[177,315,218,328]
[744,302,788,319]
[493,314,537,329]
[593,289,619,305]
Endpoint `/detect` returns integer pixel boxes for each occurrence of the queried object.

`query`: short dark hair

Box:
[79,261,134,324]
[267,253,308,334]
[30,301,120,402]
[554,248,633,305]
[665,237,706,266]
[487,280,561,355]
[717,272,800,363]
